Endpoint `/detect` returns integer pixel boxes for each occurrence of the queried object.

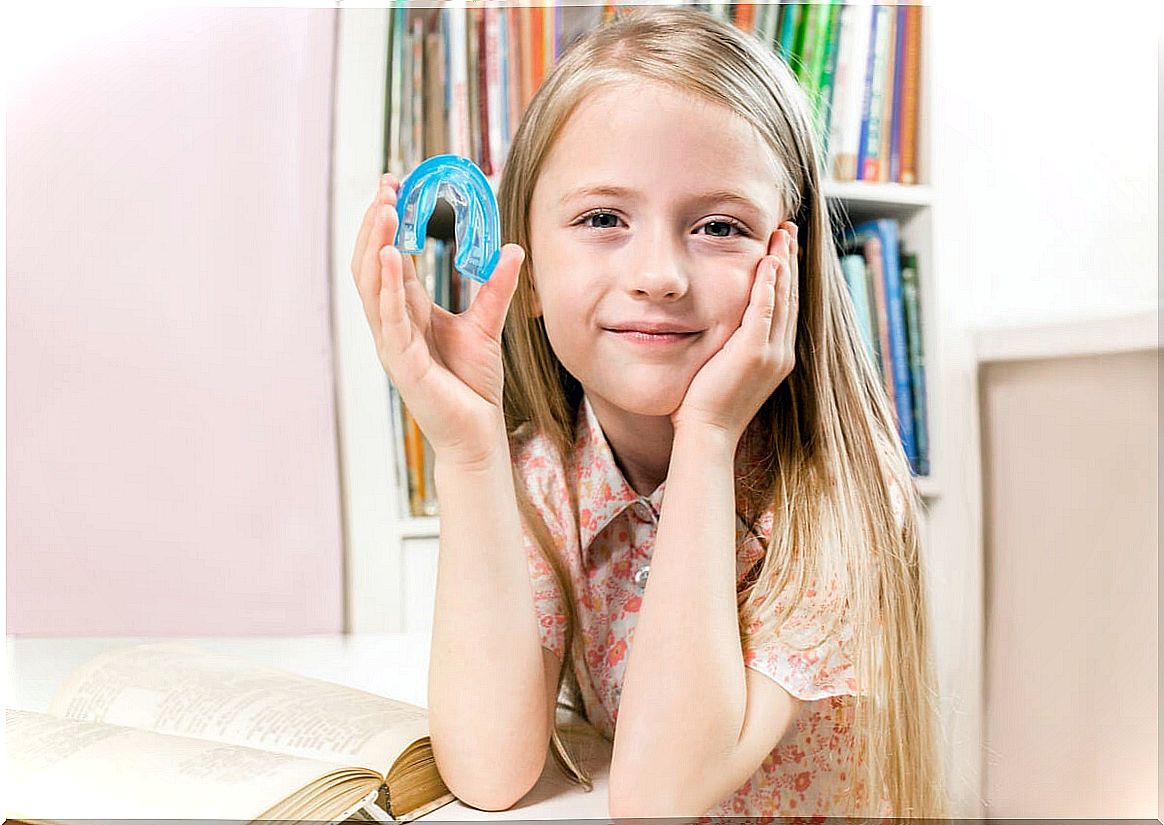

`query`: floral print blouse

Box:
[513,394,902,818]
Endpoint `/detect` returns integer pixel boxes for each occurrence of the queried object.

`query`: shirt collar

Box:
[572,394,667,562]
[571,394,769,575]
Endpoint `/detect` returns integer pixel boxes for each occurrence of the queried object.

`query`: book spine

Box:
[776,2,800,64]
[863,234,895,404]
[877,0,898,183]
[403,355,427,516]
[841,252,879,373]
[815,1,842,159]
[735,3,755,33]
[388,4,407,176]
[899,3,922,184]
[761,1,782,50]
[387,384,411,521]
[447,6,470,157]
[795,3,821,85]
[859,4,893,181]
[506,4,523,139]
[901,253,929,475]
[401,20,415,171]
[424,32,445,157]
[485,5,504,177]
[889,2,908,184]
[544,0,557,76]
[531,5,545,91]
[867,220,916,466]
[411,17,424,171]
[476,8,491,174]
[833,5,873,181]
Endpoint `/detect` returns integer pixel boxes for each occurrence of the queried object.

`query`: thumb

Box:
[471,243,526,339]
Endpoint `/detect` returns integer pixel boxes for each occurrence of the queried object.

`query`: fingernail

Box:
[790,224,799,238]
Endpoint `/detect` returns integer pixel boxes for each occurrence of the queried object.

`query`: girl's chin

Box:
[590,383,692,419]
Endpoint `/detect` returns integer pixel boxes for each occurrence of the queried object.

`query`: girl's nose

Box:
[626,232,689,300]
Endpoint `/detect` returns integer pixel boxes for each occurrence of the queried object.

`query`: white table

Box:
[5,633,614,821]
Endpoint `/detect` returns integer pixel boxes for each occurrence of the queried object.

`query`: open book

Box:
[5,642,456,824]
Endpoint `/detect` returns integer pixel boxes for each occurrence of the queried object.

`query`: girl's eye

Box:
[578,210,622,230]
[698,219,749,238]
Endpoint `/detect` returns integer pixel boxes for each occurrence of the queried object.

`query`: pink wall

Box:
[7,7,343,636]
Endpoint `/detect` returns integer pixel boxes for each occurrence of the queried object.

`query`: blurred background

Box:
[5,1,1159,820]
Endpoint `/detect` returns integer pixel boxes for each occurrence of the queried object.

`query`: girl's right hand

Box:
[351,174,526,468]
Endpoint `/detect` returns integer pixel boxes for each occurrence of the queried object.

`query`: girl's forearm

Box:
[427,428,551,811]
[609,426,746,814]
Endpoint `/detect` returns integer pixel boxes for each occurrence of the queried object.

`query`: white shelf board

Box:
[823,179,935,207]
[973,310,1159,363]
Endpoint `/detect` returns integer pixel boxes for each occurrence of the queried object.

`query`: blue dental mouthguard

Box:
[393,154,502,285]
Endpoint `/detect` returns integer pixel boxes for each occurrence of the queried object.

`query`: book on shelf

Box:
[839,218,930,477]
[383,3,922,187]
[4,643,455,824]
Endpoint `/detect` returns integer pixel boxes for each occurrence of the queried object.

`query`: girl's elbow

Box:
[438,743,545,813]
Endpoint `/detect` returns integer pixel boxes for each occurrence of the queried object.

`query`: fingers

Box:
[783,224,799,354]
[469,243,526,340]
[746,252,779,347]
[378,242,413,367]
[352,174,399,278]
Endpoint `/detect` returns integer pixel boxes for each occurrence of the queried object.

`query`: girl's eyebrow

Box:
[559,184,640,206]
[559,184,767,215]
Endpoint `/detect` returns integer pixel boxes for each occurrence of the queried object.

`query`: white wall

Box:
[924,2,1159,816]
[6,7,344,635]
[932,1,1158,330]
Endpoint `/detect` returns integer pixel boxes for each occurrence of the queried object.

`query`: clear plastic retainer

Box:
[393,154,502,285]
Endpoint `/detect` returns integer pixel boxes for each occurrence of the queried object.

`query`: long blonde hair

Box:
[495,6,947,818]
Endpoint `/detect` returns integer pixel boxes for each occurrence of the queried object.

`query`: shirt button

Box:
[630,500,656,524]
[633,564,651,587]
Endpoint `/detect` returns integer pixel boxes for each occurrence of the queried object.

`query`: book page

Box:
[47,643,432,776]
[4,709,378,822]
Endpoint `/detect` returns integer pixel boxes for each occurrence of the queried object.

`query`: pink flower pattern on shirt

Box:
[514,394,898,818]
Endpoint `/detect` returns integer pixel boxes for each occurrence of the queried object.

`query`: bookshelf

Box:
[332,1,940,624]
[330,2,976,815]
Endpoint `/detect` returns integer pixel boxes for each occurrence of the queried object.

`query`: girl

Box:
[351,6,947,820]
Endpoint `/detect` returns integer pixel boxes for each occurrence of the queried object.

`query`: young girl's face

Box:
[527,80,787,420]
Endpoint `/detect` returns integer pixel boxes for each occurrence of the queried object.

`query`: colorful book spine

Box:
[889,2,908,184]
[841,253,879,373]
[776,2,801,65]
[861,232,894,405]
[900,253,929,475]
[845,220,918,470]
[387,383,411,519]
[485,6,505,178]
[446,6,469,158]
[530,5,545,91]
[411,16,424,171]
[815,1,842,158]
[899,3,922,184]
[476,8,491,175]
[424,29,446,157]
[877,0,898,183]
[857,3,894,181]
[544,1,557,76]
[759,1,781,50]
[830,4,873,181]
[388,4,407,175]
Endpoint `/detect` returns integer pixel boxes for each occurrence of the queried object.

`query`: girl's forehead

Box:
[538,85,787,211]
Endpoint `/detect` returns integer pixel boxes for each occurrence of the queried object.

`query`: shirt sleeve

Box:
[740,571,860,702]
[522,521,568,661]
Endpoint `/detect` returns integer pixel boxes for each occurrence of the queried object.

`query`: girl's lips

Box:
[607,329,701,346]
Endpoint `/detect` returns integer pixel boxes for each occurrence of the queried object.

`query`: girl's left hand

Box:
[669,221,799,443]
